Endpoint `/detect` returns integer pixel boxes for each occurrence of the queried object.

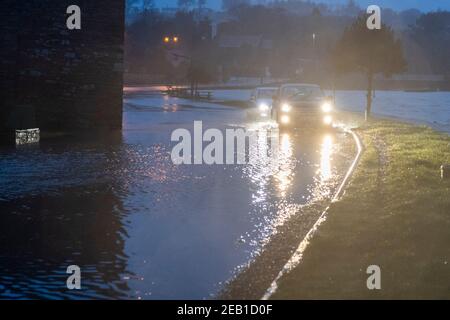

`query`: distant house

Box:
[216,34,274,80]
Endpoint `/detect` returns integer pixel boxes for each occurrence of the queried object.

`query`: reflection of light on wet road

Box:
[242,122,301,253]
[245,121,296,203]
[253,128,269,203]
[246,122,276,204]
[241,121,341,260]
[320,135,333,182]
[310,133,336,201]
[163,104,179,112]
[275,133,294,198]
[244,121,296,199]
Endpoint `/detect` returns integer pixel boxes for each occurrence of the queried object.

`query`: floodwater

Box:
[334,90,450,133]
[0,88,348,299]
[209,88,450,133]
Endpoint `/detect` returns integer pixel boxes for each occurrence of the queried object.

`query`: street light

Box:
[163,36,180,44]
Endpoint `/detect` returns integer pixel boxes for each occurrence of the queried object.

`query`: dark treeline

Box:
[124,1,450,87]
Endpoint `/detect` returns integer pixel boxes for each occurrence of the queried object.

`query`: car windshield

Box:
[281,86,324,101]
[256,89,277,99]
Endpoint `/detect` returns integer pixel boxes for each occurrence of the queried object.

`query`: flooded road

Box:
[0,89,351,299]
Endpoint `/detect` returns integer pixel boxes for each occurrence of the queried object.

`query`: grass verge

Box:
[272,115,450,299]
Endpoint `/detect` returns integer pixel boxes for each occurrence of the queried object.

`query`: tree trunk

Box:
[366,72,374,121]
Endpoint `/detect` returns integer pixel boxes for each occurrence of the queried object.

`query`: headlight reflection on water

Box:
[321,102,333,113]
[240,121,337,258]
[242,123,300,253]
[320,134,333,182]
[323,115,333,125]
[280,115,290,124]
[245,122,295,201]
[275,133,294,198]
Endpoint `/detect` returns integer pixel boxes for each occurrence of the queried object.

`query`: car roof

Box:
[255,87,278,90]
[280,83,320,88]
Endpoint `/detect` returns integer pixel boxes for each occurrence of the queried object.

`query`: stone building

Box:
[0,0,124,140]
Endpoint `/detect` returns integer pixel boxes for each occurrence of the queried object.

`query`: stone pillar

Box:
[0,0,125,141]
[0,1,19,136]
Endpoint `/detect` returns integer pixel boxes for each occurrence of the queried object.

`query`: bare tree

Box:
[222,0,250,12]
[178,0,196,11]
[332,15,407,119]
[198,0,207,10]
[142,0,155,10]
[126,0,140,17]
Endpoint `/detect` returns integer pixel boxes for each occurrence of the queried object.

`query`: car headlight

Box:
[321,102,333,113]
[323,115,333,125]
[281,103,292,113]
[258,103,269,112]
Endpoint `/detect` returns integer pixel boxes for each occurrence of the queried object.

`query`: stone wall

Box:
[0,0,124,134]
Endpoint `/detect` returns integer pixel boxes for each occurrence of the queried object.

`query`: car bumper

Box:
[277,111,333,128]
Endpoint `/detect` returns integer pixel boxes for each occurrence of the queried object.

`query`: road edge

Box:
[261,126,364,300]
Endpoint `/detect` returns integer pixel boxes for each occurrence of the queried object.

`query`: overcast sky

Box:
[155,0,450,12]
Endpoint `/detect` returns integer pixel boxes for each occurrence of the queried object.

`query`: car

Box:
[247,87,278,121]
[272,83,334,129]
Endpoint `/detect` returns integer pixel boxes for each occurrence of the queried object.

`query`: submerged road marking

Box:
[262,126,364,300]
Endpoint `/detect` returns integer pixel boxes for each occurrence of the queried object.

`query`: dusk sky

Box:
[154,0,450,12]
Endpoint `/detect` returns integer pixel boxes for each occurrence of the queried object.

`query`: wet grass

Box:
[272,115,450,299]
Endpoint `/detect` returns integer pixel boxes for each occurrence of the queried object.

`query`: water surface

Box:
[0,90,346,299]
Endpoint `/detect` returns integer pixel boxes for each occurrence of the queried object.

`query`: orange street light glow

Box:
[164,36,170,43]
[173,37,179,43]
